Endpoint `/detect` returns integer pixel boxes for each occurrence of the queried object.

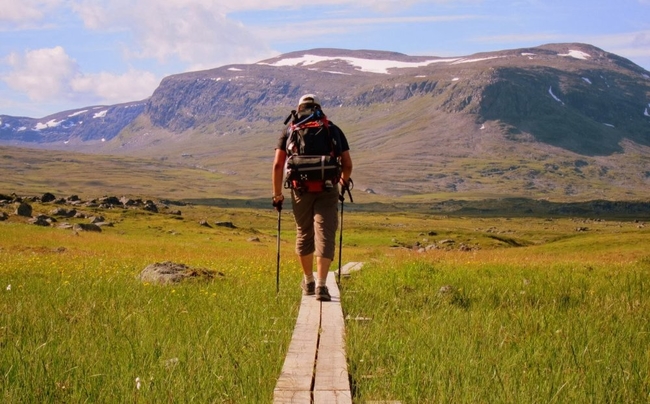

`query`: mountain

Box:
[0,101,145,144]
[1,43,650,200]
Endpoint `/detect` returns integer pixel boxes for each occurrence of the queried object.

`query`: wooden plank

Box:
[273,390,312,404]
[338,261,364,277]
[314,390,353,403]
[275,264,362,404]
[313,276,351,404]
[274,293,320,400]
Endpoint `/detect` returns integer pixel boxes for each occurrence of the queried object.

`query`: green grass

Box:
[343,229,650,403]
[0,204,303,403]
[2,200,650,402]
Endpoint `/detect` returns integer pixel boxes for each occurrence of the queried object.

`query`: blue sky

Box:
[1,0,649,118]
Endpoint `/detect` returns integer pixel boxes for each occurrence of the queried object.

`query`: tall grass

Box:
[0,205,301,403]
[2,201,649,402]
[344,233,650,402]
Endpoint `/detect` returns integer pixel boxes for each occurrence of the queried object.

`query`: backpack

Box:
[283,106,342,193]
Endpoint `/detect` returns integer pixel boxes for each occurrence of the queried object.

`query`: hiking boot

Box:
[316,286,331,301]
[301,279,315,296]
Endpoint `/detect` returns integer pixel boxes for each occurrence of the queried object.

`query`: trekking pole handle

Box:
[339,178,354,203]
[272,194,284,212]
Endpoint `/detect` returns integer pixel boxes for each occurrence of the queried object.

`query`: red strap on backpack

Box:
[289,117,329,133]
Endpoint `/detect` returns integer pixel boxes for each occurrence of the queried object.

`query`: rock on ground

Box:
[139,261,222,284]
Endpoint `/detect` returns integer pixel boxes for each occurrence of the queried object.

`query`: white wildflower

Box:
[6,284,10,291]
[135,377,141,390]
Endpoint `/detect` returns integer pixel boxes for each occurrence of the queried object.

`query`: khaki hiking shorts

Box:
[291,187,339,260]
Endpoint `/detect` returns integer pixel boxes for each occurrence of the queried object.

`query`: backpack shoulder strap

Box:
[287,116,332,156]
[327,121,343,157]
[285,124,299,156]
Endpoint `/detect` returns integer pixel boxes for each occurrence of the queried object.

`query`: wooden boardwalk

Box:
[274,263,363,404]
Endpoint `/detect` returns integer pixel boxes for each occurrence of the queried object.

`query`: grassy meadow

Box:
[1,198,650,403]
[343,216,650,403]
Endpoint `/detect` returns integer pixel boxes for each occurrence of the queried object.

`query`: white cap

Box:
[298,94,320,107]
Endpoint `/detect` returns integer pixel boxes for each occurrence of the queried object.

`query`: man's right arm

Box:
[272,148,287,200]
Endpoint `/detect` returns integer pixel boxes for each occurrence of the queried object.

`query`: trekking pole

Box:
[276,208,281,294]
[338,192,344,285]
[337,179,353,285]
[272,200,283,294]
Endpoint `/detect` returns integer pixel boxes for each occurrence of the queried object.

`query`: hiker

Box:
[272,94,353,301]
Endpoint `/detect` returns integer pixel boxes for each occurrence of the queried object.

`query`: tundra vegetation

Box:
[1,195,649,403]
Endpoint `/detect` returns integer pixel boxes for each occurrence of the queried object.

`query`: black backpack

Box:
[283,106,342,192]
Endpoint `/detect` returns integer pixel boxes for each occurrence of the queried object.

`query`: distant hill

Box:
[1,43,649,201]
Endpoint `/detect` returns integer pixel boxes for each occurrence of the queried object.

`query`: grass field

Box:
[1,199,649,402]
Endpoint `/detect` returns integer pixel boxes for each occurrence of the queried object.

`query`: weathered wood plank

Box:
[273,390,312,403]
[273,293,320,398]
[275,264,361,404]
[338,261,364,277]
[313,276,351,403]
[314,390,353,404]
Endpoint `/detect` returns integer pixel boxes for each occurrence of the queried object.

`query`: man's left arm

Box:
[339,150,353,186]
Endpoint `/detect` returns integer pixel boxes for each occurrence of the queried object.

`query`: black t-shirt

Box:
[276,121,350,154]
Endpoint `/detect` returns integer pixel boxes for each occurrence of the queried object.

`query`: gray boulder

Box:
[143,200,158,213]
[29,215,55,226]
[139,261,222,284]
[120,196,136,206]
[73,223,102,232]
[89,216,105,223]
[15,202,32,217]
[41,192,56,203]
[51,207,77,218]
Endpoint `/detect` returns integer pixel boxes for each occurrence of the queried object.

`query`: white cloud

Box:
[0,0,63,28]
[2,46,78,101]
[1,46,158,106]
[71,69,158,103]
[71,1,277,68]
[68,0,454,69]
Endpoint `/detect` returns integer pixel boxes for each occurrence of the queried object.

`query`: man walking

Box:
[272,94,353,301]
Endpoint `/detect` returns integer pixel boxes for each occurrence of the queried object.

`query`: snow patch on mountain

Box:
[548,86,564,104]
[68,110,88,117]
[558,50,591,60]
[452,56,503,64]
[34,119,63,131]
[260,54,460,74]
[93,110,108,119]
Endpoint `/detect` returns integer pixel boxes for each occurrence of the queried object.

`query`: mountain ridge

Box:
[1,43,649,200]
